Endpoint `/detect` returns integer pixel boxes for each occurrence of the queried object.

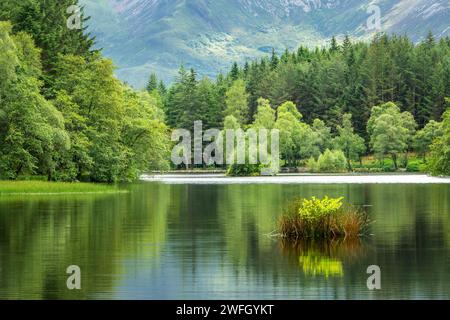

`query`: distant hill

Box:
[81,0,450,87]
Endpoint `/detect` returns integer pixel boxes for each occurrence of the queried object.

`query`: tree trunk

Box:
[346,150,352,172]
[347,159,352,172]
[392,154,398,170]
[15,164,23,179]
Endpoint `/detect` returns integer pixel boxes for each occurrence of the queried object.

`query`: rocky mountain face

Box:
[81,0,450,87]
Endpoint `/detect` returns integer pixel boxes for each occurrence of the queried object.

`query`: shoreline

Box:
[0,181,125,195]
[141,174,450,185]
[0,191,129,196]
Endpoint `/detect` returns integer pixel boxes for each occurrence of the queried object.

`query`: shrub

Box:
[227,163,262,176]
[308,150,347,173]
[307,157,318,172]
[406,160,427,172]
[278,196,370,240]
[352,158,396,172]
[428,108,450,176]
[299,196,344,221]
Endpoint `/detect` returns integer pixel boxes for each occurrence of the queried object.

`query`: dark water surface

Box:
[0,182,449,299]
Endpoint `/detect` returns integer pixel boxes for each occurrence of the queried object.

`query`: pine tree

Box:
[146,73,158,93]
[270,48,279,70]
[230,62,240,80]
[0,0,97,97]
[330,36,339,53]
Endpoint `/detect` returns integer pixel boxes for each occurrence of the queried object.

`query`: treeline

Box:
[0,0,170,182]
[1,0,449,181]
[162,33,449,136]
[155,33,449,175]
[218,96,447,175]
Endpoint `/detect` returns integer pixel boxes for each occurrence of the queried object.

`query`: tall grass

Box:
[278,197,371,240]
[0,181,124,195]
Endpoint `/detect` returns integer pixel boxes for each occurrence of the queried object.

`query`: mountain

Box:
[80,0,450,87]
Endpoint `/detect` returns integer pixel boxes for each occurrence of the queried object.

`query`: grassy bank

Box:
[0,181,125,195]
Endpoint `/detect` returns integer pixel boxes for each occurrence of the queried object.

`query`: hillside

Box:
[81,0,450,87]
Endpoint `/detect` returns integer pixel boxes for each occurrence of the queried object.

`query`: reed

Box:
[278,197,371,240]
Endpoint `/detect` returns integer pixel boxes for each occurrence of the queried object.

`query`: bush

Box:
[406,160,427,172]
[308,150,347,173]
[278,196,370,240]
[352,158,396,172]
[427,108,450,176]
[307,157,318,172]
[227,163,262,176]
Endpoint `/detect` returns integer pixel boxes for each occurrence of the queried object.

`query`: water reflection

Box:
[280,239,368,278]
[0,183,449,299]
[0,183,172,299]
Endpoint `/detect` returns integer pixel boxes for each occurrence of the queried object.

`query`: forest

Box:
[0,0,170,183]
[0,0,449,182]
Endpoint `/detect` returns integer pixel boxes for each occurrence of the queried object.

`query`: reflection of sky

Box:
[112,183,450,300]
[2,183,449,300]
[142,174,450,185]
[115,253,342,300]
[113,231,365,300]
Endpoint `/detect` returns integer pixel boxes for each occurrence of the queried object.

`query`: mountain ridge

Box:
[81,0,450,87]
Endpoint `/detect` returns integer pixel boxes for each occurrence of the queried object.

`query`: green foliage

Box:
[352,158,396,173]
[278,101,302,120]
[406,159,427,173]
[279,197,370,240]
[223,115,240,130]
[165,67,224,130]
[1,1,449,178]
[251,98,275,129]
[225,79,249,125]
[0,22,69,180]
[156,33,448,173]
[312,119,332,153]
[298,196,344,221]
[275,101,318,166]
[0,12,169,183]
[49,54,170,182]
[368,102,417,169]
[414,120,443,158]
[146,73,158,93]
[428,107,450,176]
[218,34,448,139]
[333,114,366,170]
[308,150,348,173]
[0,22,19,89]
[226,163,262,177]
[0,0,96,95]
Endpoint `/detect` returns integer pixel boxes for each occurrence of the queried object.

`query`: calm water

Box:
[0,182,449,300]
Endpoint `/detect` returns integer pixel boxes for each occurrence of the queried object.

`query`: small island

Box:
[278,196,371,240]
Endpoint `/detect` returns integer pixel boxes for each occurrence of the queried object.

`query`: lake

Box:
[0,179,449,299]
